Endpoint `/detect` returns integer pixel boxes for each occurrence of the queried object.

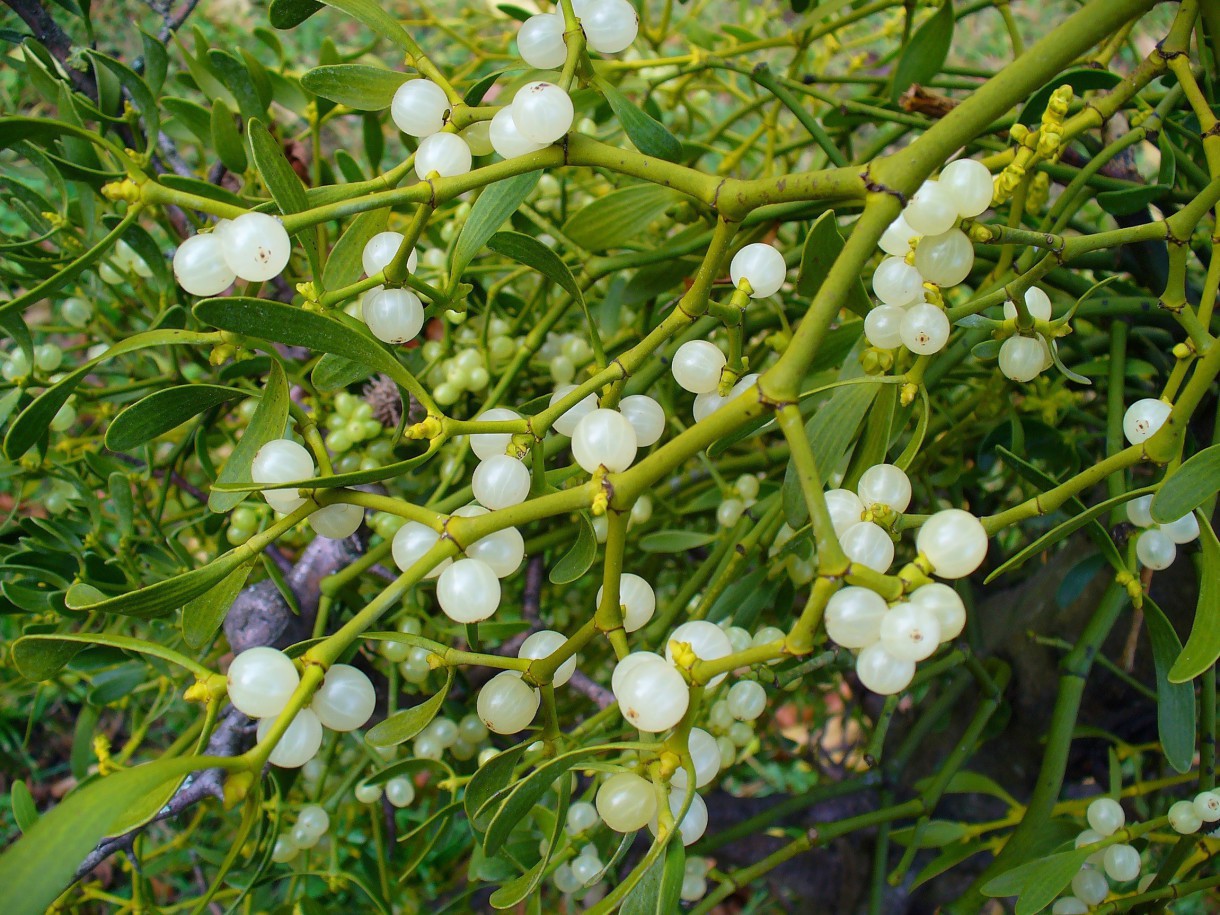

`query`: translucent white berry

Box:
[310,664,375,731]
[825,586,887,648]
[252,439,314,513]
[1003,287,1052,321]
[872,256,924,307]
[671,340,726,394]
[436,557,501,622]
[1161,512,1200,544]
[271,836,298,863]
[1169,799,1202,833]
[826,488,865,537]
[671,727,720,790]
[613,655,688,732]
[477,670,540,733]
[917,509,988,579]
[511,81,574,144]
[596,771,656,832]
[390,79,449,137]
[308,503,364,539]
[611,650,664,697]
[841,521,895,572]
[550,385,598,437]
[363,287,425,344]
[1052,898,1089,915]
[864,304,906,349]
[617,394,666,446]
[257,708,324,768]
[1126,495,1154,528]
[1071,866,1108,906]
[228,647,299,718]
[857,463,911,513]
[581,0,639,54]
[939,159,993,217]
[1123,398,1171,445]
[220,212,292,283]
[649,787,708,845]
[517,13,567,68]
[489,107,548,158]
[913,228,973,287]
[855,642,915,694]
[666,620,733,687]
[879,213,918,256]
[173,233,236,296]
[467,524,526,578]
[392,521,450,578]
[385,776,415,807]
[909,583,966,641]
[729,243,786,298]
[414,132,472,179]
[354,783,382,804]
[1136,528,1175,571]
[1193,790,1220,822]
[469,408,520,460]
[1103,844,1140,883]
[295,805,329,841]
[900,303,950,355]
[904,180,958,236]
[62,296,93,327]
[597,573,656,632]
[472,454,531,509]
[518,629,577,687]
[362,231,416,277]
[726,680,766,722]
[1086,797,1125,836]
[999,335,1045,383]
[879,602,942,661]
[571,408,638,473]
[566,801,599,835]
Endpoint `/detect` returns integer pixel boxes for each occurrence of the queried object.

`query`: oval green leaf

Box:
[105,384,247,452]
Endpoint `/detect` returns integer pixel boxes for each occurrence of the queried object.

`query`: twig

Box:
[158,0,202,42]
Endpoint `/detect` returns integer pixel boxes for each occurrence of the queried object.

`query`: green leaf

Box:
[247,118,320,276]
[466,740,530,830]
[194,297,422,405]
[549,512,597,584]
[312,353,374,390]
[210,98,248,174]
[209,359,289,513]
[4,329,218,460]
[182,558,255,650]
[301,64,406,110]
[562,184,683,252]
[911,840,988,890]
[619,834,685,915]
[1151,444,1220,523]
[214,447,436,495]
[269,0,323,29]
[88,50,158,143]
[322,208,389,292]
[11,780,37,833]
[890,1,954,101]
[12,632,212,680]
[139,30,168,95]
[983,487,1152,583]
[318,0,417,52]
[0,756,215,915]
[1017,67,1123,126]
[483,744,634,855]
[365,668,453,747]
[105,384,247,452]
[1143,596,1195,772]
[1168,517,1220,683]
[449,172,541,293]
[209,49,267,121]
[782,381,880,527]
[796,211,870,318]
[594,77,681,161]
[1096,184,1170,216]
[981,847,1092,915]
[638,530,718,553]
[488,776,569,909]
[64,551,250,620]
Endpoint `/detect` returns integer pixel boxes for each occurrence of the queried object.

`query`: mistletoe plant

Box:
[1,0,1219,911]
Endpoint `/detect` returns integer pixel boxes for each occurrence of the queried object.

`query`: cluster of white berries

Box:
[355,774,418,807]
[227,648,375,768]
[173,212,292,296]
[565,393,665,473]
[998,287,1056,382]
[252,439,365,539]
[866,158,993,355]
[1125,495,1200,571]
[390,79,474,178]
[358,231,425,344]
[517,0,639,71]
[271,804,330,863]
[411,712,491,761]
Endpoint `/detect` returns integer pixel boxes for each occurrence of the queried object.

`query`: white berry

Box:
[726,681,766,722]
[1161,512,1200,544]
[173,234,236,296]
[596,771,656,832]
[917,509,988,579]
[472,454,531,509]
[436,557,501,623]
[571,408,638,473]
[613,654,688,732]
[879,602,941,661]
[310,663,375,731]
[1126,495,1154,528]
[517,13,567,68]
[390,79,449,137]
[617,394,666,446]
[489,107,548,158]
[856,642,915,694]
[1071,866,1108,906]
[308,503,363,539]
[904,180,958,236]
[511,81,574,144]
[1086,797,1125,836]
[228,647,299,718]
[362,231,417,277]
[730,243,786,298]
[1193,790,1220,822]
[1123,398,1171,445]
[415,132,472,179]
[939,159,993,217]
[256,708,323,768]
[220,212,292,283]
[581,0,639,54]
[1003,286,1052,321]
[597,573,656,632]
[649,787,708,845]
[467,524,526,578]
[998,335,1046,383]
[857,463,911,513]
[391,521,450,578]
[841,521,895,572]
[518,629,577,687]
[1169,799,1202,833]
[550,385,598,436]
[666,620,732,687]
[864,304,906,349]
[913,228,973,287]
[672,340,726,394]
[872,256,924,307]
[478,670,540,733]
[826,488,865,537]
[909,583,966,641]
[900,303,950,355]
[825,586,887,648]
[879,213,918,256]
[1103,844,1140,882]
[1136,528,1175,570]
[364,287,425,344]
